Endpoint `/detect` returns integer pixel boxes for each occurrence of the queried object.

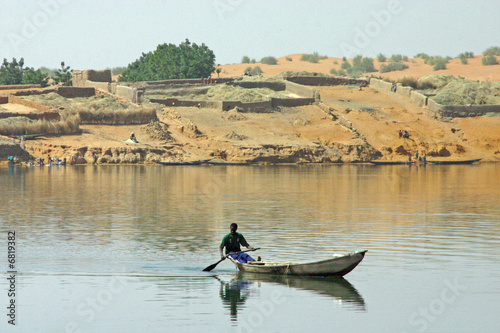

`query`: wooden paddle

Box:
[203,248,260,272]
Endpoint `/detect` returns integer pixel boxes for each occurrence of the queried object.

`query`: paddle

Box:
[203,248,260,272]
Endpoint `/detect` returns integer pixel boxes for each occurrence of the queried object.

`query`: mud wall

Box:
[0,84,41,90]
[439,104,500,117]
[285,81,317,99]
[232,81,286,91]
[221,100,272,113]
[57,87,95,98]
[271,97,315,107]
[149,98,222,109]
[0,96,8,104]
[410,90,428,107]
[369,78,393,92]
[285,76,369,87]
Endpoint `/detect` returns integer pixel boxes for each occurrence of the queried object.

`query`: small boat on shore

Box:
[428,158,482,165]
[229,250,367,277]
[155,159,210,166]
[369,161,415,165]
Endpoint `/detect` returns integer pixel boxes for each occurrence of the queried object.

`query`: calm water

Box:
[1,164,499,333]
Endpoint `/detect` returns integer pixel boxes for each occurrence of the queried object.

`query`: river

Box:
[1,164,499,332]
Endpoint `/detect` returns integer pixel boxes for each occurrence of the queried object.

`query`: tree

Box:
[22,68,49,87]
[0,58,25,85]
[215,67,222,78]
[119,39,215,82]
[0,58,48,87]
[53,62,73,86]
[241,56,250,63]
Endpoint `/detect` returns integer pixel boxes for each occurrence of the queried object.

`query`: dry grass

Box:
[22,93,158,125]
[0,115,80,136]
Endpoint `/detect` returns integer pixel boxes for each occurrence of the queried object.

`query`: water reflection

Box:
[216,273,366,322]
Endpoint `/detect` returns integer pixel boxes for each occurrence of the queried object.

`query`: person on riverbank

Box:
[220,223,256,263]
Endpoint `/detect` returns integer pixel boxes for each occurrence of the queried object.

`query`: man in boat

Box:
[220,223,256,263]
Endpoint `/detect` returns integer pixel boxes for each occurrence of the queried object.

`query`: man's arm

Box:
[219,246,225,260]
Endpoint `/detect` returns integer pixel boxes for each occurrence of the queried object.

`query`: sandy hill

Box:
[218,54,500,82]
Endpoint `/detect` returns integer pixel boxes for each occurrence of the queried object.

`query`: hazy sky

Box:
[1,0,499,70]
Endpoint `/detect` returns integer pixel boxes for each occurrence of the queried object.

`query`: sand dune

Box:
[217,54,500,82]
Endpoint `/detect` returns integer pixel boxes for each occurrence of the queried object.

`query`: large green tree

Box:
[119,39,215,82]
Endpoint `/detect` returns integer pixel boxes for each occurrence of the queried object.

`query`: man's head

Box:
[230,223,238,234]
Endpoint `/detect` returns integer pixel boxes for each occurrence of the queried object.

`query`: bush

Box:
[483,47,500,56]
[250,59,256,64]
[300,53,319,63]
[329,68,338,75]
[338,69,347,76]
[390,54,404,62]
[241,56,250,63]
[433,59,447,71]
[340,60,351,70]
[260,56,277,65]
[415,53,429,60]
[286,57,292,62]
[379,62,408,73]
[396,77,418,89]
[250,67,262,75]
[377,53,386,62]
[482,55,498,66]
[460,57,468,65]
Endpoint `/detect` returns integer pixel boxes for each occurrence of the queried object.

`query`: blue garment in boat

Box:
[230,252,254,263]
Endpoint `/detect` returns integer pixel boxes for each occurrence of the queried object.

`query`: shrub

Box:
[377,53,386,62]
[300,53,319,63]
[338,69,347,76]
[483,47,500,56]
[251,59,256,64]
[402,55,408,61]
[260,56,277,65]
[379,62,408,73]
[286,57,292,62]
[390,54,403,62]
[433,59,447,71]
[329,68,338,75]
[396,77,418,89]
[341,60,351,70]
[460,57,468,65]
[241,56,250,63]
[250,67,262,75]
[482,55,498,66]
[342,56,346,61]
[333,60,338,65]
[415,53,429,60]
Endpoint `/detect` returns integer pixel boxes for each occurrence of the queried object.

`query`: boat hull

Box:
[230,250,367,277]
[428,158,481,165]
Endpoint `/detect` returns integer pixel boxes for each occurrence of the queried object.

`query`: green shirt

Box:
[220,232,249,254]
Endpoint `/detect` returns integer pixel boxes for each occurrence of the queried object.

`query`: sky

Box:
[0,0,499,70]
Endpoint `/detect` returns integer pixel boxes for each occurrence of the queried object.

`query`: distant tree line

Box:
[0,58,72,87]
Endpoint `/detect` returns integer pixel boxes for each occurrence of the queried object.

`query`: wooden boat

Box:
[369,161,414,165]
[155,159,210,166]
[428,158,482,165]
[229,250,367,277]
